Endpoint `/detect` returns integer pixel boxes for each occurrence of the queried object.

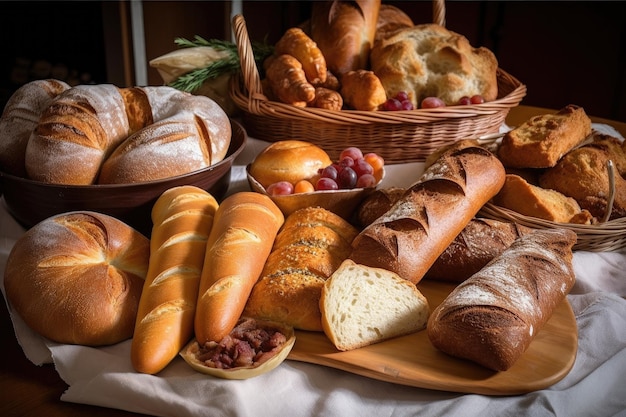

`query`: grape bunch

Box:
[420,94,486,109]
[265,146,385,196]
[381,91,414,111]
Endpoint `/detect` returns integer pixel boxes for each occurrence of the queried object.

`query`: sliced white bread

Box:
[320,259,430,351]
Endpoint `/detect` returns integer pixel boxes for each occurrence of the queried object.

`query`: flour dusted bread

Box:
[0,79,70,176]
[3,211,149,346]
[22,82,231,185]
[350,142,506,284]
[320,260,429,351]
[493,174,593,224]
[427,228,577,371]
[497,104,592,169]
[244,207,358,331]
[370,24,498,108]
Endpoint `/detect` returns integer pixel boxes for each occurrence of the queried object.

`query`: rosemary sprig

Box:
[169,35,273,93]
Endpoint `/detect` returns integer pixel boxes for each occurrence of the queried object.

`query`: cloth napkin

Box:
[2,132,626,417]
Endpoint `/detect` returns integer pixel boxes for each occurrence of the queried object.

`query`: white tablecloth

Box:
[2,135,626,417]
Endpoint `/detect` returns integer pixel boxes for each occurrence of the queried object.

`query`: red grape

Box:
[319,165,338,180]
[353,159,374,177]
[339,156,355,169]
[395,91,409,102]
[356,173,377,188]
[316,177,339,191]
[470,95,485,104]
[266,181,294,196]
[400,100,414,110]
[457,96,471,105]
[337,167,357,189]
[421,97,446,109]
[382,98,402,111]
[340,146,364,162]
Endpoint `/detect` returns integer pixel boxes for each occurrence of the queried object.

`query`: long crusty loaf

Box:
[425,218,533,283]
[0,79,70,176]
[320,259,429,351]
[497,104,592,169]
[131,186,219,374]
[310,0,381,76]
[350,141,506,284]
[427,228,577,371]
[194,192,284,344]
[244,207,358,331]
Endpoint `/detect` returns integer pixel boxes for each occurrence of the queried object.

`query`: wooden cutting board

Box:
[287,280,577,396]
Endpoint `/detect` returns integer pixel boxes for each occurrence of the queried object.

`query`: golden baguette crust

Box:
[427,228,577,371]
[310,0,381,76]
[4,211,149,346]
[497,104,592,168]
[194,192,284,344]
[131,186,219,374]
[350,142,506,284]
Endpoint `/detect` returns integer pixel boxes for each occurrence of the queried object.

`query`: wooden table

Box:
[1,105,623,417]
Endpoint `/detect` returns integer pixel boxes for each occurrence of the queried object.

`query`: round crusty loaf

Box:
[371,23,498,108]
[248,140,332,189]
[3,211,150,346]
[0,79,70,177]
[22,83,231,185]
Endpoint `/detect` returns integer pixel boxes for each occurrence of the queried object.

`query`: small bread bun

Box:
[249,140,332,188]
[3,211,150,346]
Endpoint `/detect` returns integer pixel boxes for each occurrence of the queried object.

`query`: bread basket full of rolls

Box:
[230,0,526,163]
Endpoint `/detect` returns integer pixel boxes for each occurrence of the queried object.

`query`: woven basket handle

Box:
[232,0,448,104]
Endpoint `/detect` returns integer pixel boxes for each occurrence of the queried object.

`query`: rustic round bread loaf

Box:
[18,82,231,185]
[3,211,150,346]
[370,23,498,108]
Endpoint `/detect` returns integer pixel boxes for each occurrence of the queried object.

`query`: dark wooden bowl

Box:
[0,120,247,236]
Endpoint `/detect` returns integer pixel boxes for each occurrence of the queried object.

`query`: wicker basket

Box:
[479,203,626,252]
[229,1,527,163]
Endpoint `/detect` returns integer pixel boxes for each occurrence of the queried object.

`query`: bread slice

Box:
[320,260,430,351]
[492,174,593,224]
[497,104,592,168]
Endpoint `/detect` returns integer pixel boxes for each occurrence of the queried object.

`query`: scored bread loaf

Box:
[244,207,358,331]
[194,192,284,344]
[310,0,381,76]
[425,218,533,283]
[3,211,149,346]
[131,186,219,374]
[492,174,594,224]
[427,228,577,371]
[497,104,592,169]
[0,79,70,176]
[320,259,429,351]
[350,141,506,284]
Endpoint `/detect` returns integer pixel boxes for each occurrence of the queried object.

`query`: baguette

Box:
[310,0,381,76]
[350,142,506,284]
[131,186,219,374]
[427,228,577,371]
[194,192,284,344]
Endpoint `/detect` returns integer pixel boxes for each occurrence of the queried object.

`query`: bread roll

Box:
[350,142,506,284]
[131,186,219,374]
[497,104,592,169]
[244,207,358,331]
[320,259,429,351]
[340,69,387,111]
[194,192,284,344]
[0,79,70,176]
[427,228,577,371]
[371,24,498,108]
[310,0,381,76]
[248,140,332,188]
[3,211,149,346]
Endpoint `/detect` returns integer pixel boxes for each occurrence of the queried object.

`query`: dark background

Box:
[1,1,625,121]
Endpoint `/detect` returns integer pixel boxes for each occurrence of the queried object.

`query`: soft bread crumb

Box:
[320,259,430,351]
